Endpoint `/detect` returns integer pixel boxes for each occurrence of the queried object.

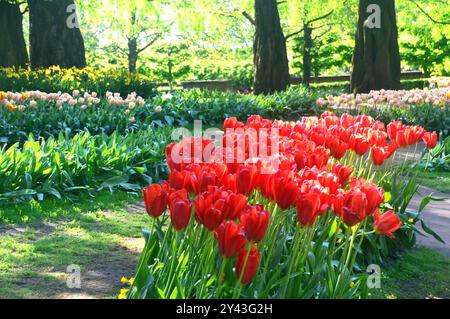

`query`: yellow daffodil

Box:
[118,288,128,299]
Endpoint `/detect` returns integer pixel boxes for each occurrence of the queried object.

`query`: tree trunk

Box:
[0,2,28,68]
[302,26,313,87]
[28,0,86,69]
[351,0,401,93]
[253,0,290,95]
[128,38,138,74]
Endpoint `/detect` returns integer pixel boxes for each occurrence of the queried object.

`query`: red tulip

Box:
[387,121,403,141]
[372,120,386,132]
[237,165,258,196]
[235,245,260,285]
[413,126,425,141]
[360,182,384,216]
[268,171,300,209]
[353,135,370,156]
[240,205,270,243]
[297,192,321,227]
[340,113,355,129]
[341,188,368,226]
[221,173,237,193]
[226,193,248,220]
[224,117,244,130]
[373,210,402,238]
[169,189,192,231]
[194,187,229,231]
[404,127,417,146]
[423,131,437,149]
[310,132,326,146]
[386,142,398,158]
[356,114,374,127]
[395,130,408,148]
[327,137,348,160]
[318,171,340,195]
[331,189,345,217]
[371,146,388,166]
[310,146,330,169]
[166,143,180,171]
[214,221,248,258]
[142,182,170,218]
[332,163,353,187]
[198,171,217,194]
[169,170,197,193]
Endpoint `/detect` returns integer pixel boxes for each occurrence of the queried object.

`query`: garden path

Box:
[392,142,450,257]
[410,186,450,257]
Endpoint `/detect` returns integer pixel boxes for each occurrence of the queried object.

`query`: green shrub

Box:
[414,136,450,172]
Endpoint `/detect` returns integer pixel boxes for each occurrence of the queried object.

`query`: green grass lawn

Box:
[370,247,450,299]
[0,192,150,299]
[411,169,450,193]
[396,162,450,194]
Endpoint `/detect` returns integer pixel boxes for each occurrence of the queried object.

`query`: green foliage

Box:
[292,32,353,77]
[192,63,253,90]
[414,136,450,172]
[147,44,192,86]
[1,87,319,145]
[397,1,450,75]
[401,26,449,75]
[359,174,441,266]
[0,128,170,203]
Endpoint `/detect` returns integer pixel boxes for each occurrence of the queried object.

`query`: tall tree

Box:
[97,0,170,74]
[252,0,290,95]
[28,0,86,68]
[0,1,29,68]
[351,0,401,93]
[286,8,336,87]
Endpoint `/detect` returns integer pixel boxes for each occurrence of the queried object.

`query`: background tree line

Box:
[0,0,448,94]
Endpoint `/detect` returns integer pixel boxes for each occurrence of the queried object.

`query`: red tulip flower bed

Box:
[127,112,438,299]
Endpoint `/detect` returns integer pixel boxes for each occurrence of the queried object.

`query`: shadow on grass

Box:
[0,191,150,299]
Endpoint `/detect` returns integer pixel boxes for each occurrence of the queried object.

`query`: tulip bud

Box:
[142,182,170,218]
[169,190,192,231]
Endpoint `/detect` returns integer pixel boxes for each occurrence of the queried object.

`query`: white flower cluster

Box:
[316,86,450,110]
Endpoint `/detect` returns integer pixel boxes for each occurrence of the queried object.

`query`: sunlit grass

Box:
[370,247,450,299]
[0,192,150,299]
